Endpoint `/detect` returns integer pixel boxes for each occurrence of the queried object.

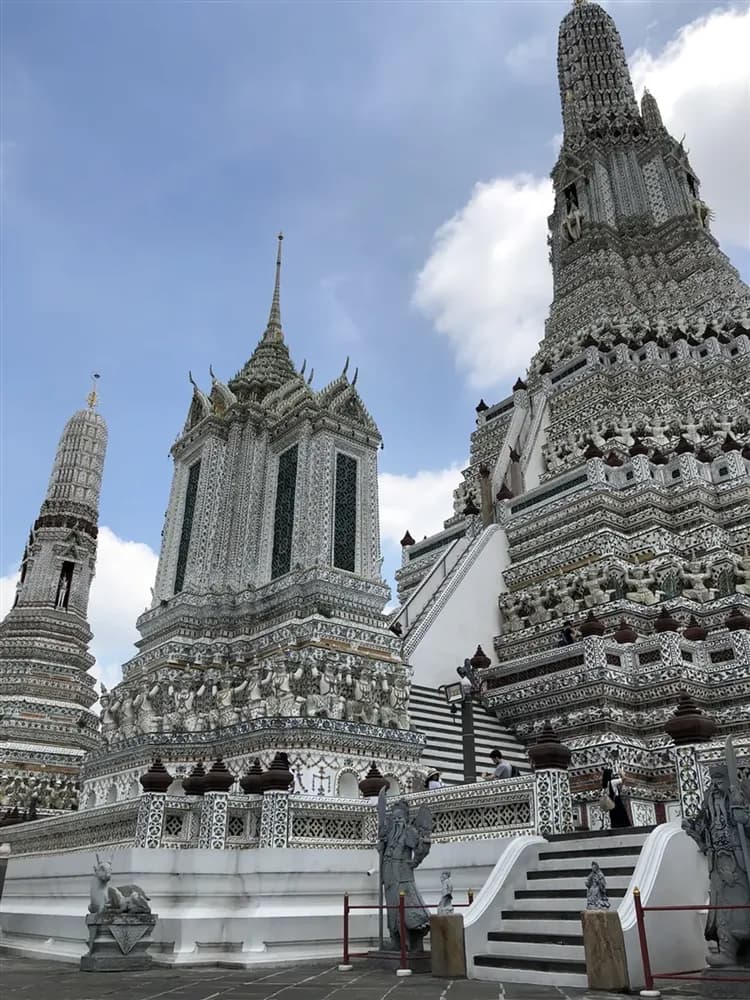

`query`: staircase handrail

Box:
[394,531,472,630]
[403,524,501,657]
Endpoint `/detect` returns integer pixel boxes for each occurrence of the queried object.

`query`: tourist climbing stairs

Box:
[409,683,528,784]
[471,826,653,986]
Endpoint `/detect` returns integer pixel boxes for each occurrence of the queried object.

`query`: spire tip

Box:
[86,372,100,409]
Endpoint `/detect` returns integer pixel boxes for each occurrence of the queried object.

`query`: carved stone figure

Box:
[378,795,433,951]
[89,856,151,915]
[168,681,195,733]
[83,856,156,972]
[133,682,160,736]
[437,871,454,915]
[99,685,117,745]
[118,691,136,740]
[625,567,661,606]
[583,566,611,607]
[562,204,584,242]
[585,861,611,909]
[383,673,410,730]
[692,197,710,230]
[683,763,750,968]
[681,559,716,603]
[351,665,380,725]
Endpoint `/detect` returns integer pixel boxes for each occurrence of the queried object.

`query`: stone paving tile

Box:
[1,957,745,1000]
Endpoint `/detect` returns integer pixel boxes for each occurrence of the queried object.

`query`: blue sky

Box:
[1,1,749,681]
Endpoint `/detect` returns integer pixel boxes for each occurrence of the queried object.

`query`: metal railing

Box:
[633,887,750,989]
[340,889,474,976]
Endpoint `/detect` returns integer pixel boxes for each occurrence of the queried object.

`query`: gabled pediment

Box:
[326,384,380,437]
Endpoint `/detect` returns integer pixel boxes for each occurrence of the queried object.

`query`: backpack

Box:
[599,788,615,811]
[510,765,521,778]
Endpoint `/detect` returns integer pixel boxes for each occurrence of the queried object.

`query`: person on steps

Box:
[602,767,631,828]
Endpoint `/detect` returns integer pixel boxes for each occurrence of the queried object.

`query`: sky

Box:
[1,0,749,687]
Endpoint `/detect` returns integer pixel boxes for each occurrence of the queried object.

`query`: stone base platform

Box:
[366,948,432,974]
[80,912,156,972]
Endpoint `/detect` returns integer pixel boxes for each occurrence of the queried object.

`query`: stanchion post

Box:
[337,892,353,972]
[634,888,660,997]
[395,890,412,977]
[468,888,474,905]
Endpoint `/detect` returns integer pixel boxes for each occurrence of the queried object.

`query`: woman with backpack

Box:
[600,767,631,828]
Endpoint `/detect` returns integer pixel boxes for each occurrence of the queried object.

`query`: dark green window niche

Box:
[174,460,201,594]
[333,452,357,572]
[271,444,298,579]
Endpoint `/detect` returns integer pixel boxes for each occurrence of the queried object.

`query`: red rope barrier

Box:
[342,892,350,966]
[633,888,654,992]
[398,891,407,972]
[633,888,750,987]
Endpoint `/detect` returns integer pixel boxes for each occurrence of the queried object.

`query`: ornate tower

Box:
[545,0,748,344]
[396,1,750,819]
[0,387,107,813]
[81,237,421,807]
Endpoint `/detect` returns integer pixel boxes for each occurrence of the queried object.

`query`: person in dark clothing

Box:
[602,767,631,828]
[557,622,577,646]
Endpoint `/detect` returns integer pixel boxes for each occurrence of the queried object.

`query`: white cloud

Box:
[379,462,465,548]
[0,567,20,621]
[629,6,750,249]
[0,526,158,691]
[88,527,158,688]
[413,175,553,392]
[504,35,547,77]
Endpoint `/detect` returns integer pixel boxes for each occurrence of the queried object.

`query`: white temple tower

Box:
[80,237,422,807]
[395,0,750,819]
[0,388,107,812]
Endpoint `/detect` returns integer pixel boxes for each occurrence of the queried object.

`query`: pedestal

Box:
[80,912,157,972]
[580,909,629,991]
[366,948,432,974]
[699,966,750,996]
[430,914,466,978]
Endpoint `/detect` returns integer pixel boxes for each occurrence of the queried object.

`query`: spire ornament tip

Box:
[86,372,100,409]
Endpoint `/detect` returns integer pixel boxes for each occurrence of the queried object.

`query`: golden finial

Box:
[574,0,589,7]
[86,372,100,409]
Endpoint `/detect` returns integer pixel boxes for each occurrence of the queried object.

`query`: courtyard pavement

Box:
[1,957,744,1000]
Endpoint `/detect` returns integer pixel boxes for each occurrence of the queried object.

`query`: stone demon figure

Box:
[378,793,433,951]
[683,764,750,968]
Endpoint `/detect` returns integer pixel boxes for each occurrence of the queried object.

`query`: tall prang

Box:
[0,387,107,814]
[396,0,750,821]
[80,236,423,808]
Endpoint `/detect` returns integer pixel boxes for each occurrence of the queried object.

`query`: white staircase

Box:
[409,684,528,784]
[471,826,653,986]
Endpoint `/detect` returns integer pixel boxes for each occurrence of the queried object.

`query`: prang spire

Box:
[262,232,284,344]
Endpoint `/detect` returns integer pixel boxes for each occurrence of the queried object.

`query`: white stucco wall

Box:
[0,837,514,966]
[408,527,510,687]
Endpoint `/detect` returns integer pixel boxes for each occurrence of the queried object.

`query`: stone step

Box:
[537,845,643,864]
[538,835,651,856]
[523,874,632,893]
[482,939,586,962]
[500,912,582,926]
[488,930,584,946]
[469,963,588,988]
[545,825,654,842]
[473,954,588,987]
[528,865,634,879]
[500,899,584,920]
[515,886,627,900]
[507,894,622,912]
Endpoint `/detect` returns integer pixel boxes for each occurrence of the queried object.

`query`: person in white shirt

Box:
[488,749,512,779]
[426,770,444,790]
